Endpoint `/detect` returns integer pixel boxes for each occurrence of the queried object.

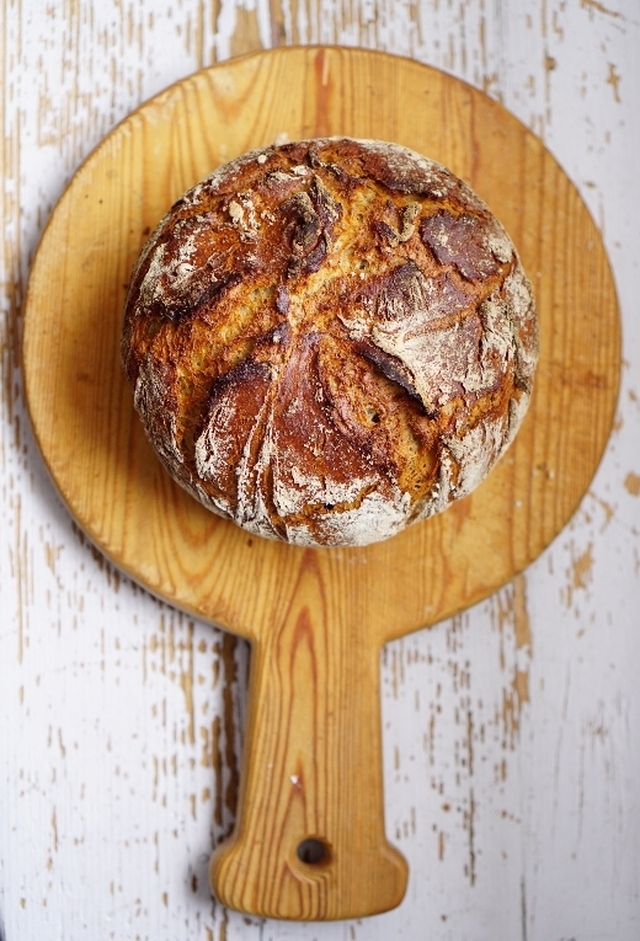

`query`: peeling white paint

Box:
[2,1,640,940]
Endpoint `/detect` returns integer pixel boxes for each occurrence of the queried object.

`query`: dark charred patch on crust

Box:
[309,175,342,227]
[420,211,499,282]
[371,202,421,248]
[284,174,342,278]
[350,143,452,197]
[289,236,328,276]
[284,190,321,276]
[372,219,400,246]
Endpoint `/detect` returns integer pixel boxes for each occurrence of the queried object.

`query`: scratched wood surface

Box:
[1,2,639,940]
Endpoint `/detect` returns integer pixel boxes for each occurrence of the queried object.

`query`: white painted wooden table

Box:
[1,2,639,939]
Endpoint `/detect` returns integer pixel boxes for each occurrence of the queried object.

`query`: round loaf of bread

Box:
[122,137,538,547]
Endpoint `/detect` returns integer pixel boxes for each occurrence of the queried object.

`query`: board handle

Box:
[209,564,408,920]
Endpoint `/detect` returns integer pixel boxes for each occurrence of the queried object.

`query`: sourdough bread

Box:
[122,137,538,547]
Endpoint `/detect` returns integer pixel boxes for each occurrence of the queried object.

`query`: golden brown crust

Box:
[122,137,538,547]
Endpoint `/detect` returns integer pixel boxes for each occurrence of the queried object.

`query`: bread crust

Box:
[122,137,538,547]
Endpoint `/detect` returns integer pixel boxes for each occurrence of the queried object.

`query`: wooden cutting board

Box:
[23,46,620,921]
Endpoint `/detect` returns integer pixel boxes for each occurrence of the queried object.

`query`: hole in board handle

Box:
[296,837,331,866]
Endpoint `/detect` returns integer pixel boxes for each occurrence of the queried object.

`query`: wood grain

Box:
[210,550,408,919]
[22,47,620,920]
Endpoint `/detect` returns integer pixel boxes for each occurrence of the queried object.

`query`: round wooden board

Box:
[23,47,620,921]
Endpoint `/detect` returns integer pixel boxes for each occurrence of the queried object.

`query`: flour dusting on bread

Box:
[122,137,538,547]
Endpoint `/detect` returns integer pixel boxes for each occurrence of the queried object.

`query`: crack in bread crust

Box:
[122,137,539,547]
